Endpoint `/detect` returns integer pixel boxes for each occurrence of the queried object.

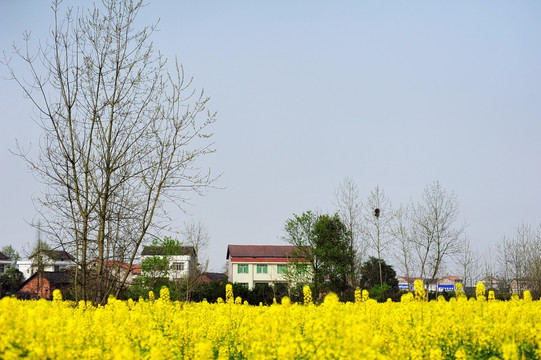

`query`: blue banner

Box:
[438,284,455,292]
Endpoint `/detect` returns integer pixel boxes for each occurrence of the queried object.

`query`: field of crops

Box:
[0,284,539,359]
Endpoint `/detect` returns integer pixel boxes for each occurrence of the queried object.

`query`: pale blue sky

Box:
[1,1,540,272]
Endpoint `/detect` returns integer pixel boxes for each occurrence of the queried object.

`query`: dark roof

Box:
[141,245,196,256]
[203,272,227,281]
[0,251,10,260]
[19,271,73,290]
[226,245,307,259]
[41,271,73,285]
[30,250,74,262]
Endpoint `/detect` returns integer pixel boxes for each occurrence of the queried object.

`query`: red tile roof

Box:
[226,245,307,259]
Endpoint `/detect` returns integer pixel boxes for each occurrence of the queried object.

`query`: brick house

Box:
[199,272,227,283]
[17,272,72,299]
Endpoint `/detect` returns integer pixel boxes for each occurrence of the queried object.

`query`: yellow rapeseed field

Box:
[0,284,540,359]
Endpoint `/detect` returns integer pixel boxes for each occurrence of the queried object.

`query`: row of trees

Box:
[286,178,541,299]
[495,223,541,296]
[334,179,465,288]
[284,179,465,298]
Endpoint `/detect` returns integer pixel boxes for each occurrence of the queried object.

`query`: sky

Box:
[1,1,540,273]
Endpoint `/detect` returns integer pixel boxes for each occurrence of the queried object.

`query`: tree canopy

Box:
[284,211,354,298]
[359,256,399,291]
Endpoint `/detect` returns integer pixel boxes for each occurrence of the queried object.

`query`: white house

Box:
[17,250,75,280]
[140,245,197,279]
[226,245,311,289]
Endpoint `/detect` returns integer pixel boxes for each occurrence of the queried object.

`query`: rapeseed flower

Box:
[354,287,361,304]
[225,284,234,304]
[476,282,486,301]
[0,284,540,359]
[303,285,313,305]
[414,279,426,301]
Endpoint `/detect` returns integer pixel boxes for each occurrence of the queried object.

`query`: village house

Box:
[17,271,72,299]
[17,250,75,280]
[87,260,142,286]
[480,275,499,291]
[140,245,197,279]
[226,245,311,290]
[509,277,533,295]
[199,272,227,284]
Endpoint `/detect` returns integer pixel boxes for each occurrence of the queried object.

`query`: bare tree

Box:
[481,246,498,291]
[410,181,464,285]
[362,185,393,286]
[333,177,365,284]
[4,0,217,303]
[390,204,415,280]
[528,222,541,298]
[455,234,482,288]
[497,223,538,296]
[179,220,210,301]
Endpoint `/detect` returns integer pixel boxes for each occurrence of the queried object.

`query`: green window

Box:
[277,264,288,274]
[237,264,249,274]
[256,264,268,274]
[296,264,308,275]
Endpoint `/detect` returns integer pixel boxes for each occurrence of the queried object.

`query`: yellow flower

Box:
[225,284,234,304]
[303,285,313,305]
[194,341,214,360]
[414,279,426,301]
[159,286,170,301]
[52,289,62,302]
[476,282,486,301]
[354,287,361,304]
[361,289,370,302]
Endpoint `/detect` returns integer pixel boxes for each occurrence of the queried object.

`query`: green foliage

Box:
[284,211,355,298]
[368,284,391,302]
[312,213,355,296]
[360,256,399,290]
[360,257,399,302]
[0,246,20,264]
[134,237,184,297]
[0,267,24,296]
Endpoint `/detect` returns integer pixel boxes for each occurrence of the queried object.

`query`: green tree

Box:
[284,211,355,299]
[283,211,320,294]
[312,213,355,296]
[0,267,24,297]
[359,256,399,301]
[137,237,182,295]
[0,246,20,265]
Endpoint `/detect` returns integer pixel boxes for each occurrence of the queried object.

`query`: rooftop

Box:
[226,245,308,259]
